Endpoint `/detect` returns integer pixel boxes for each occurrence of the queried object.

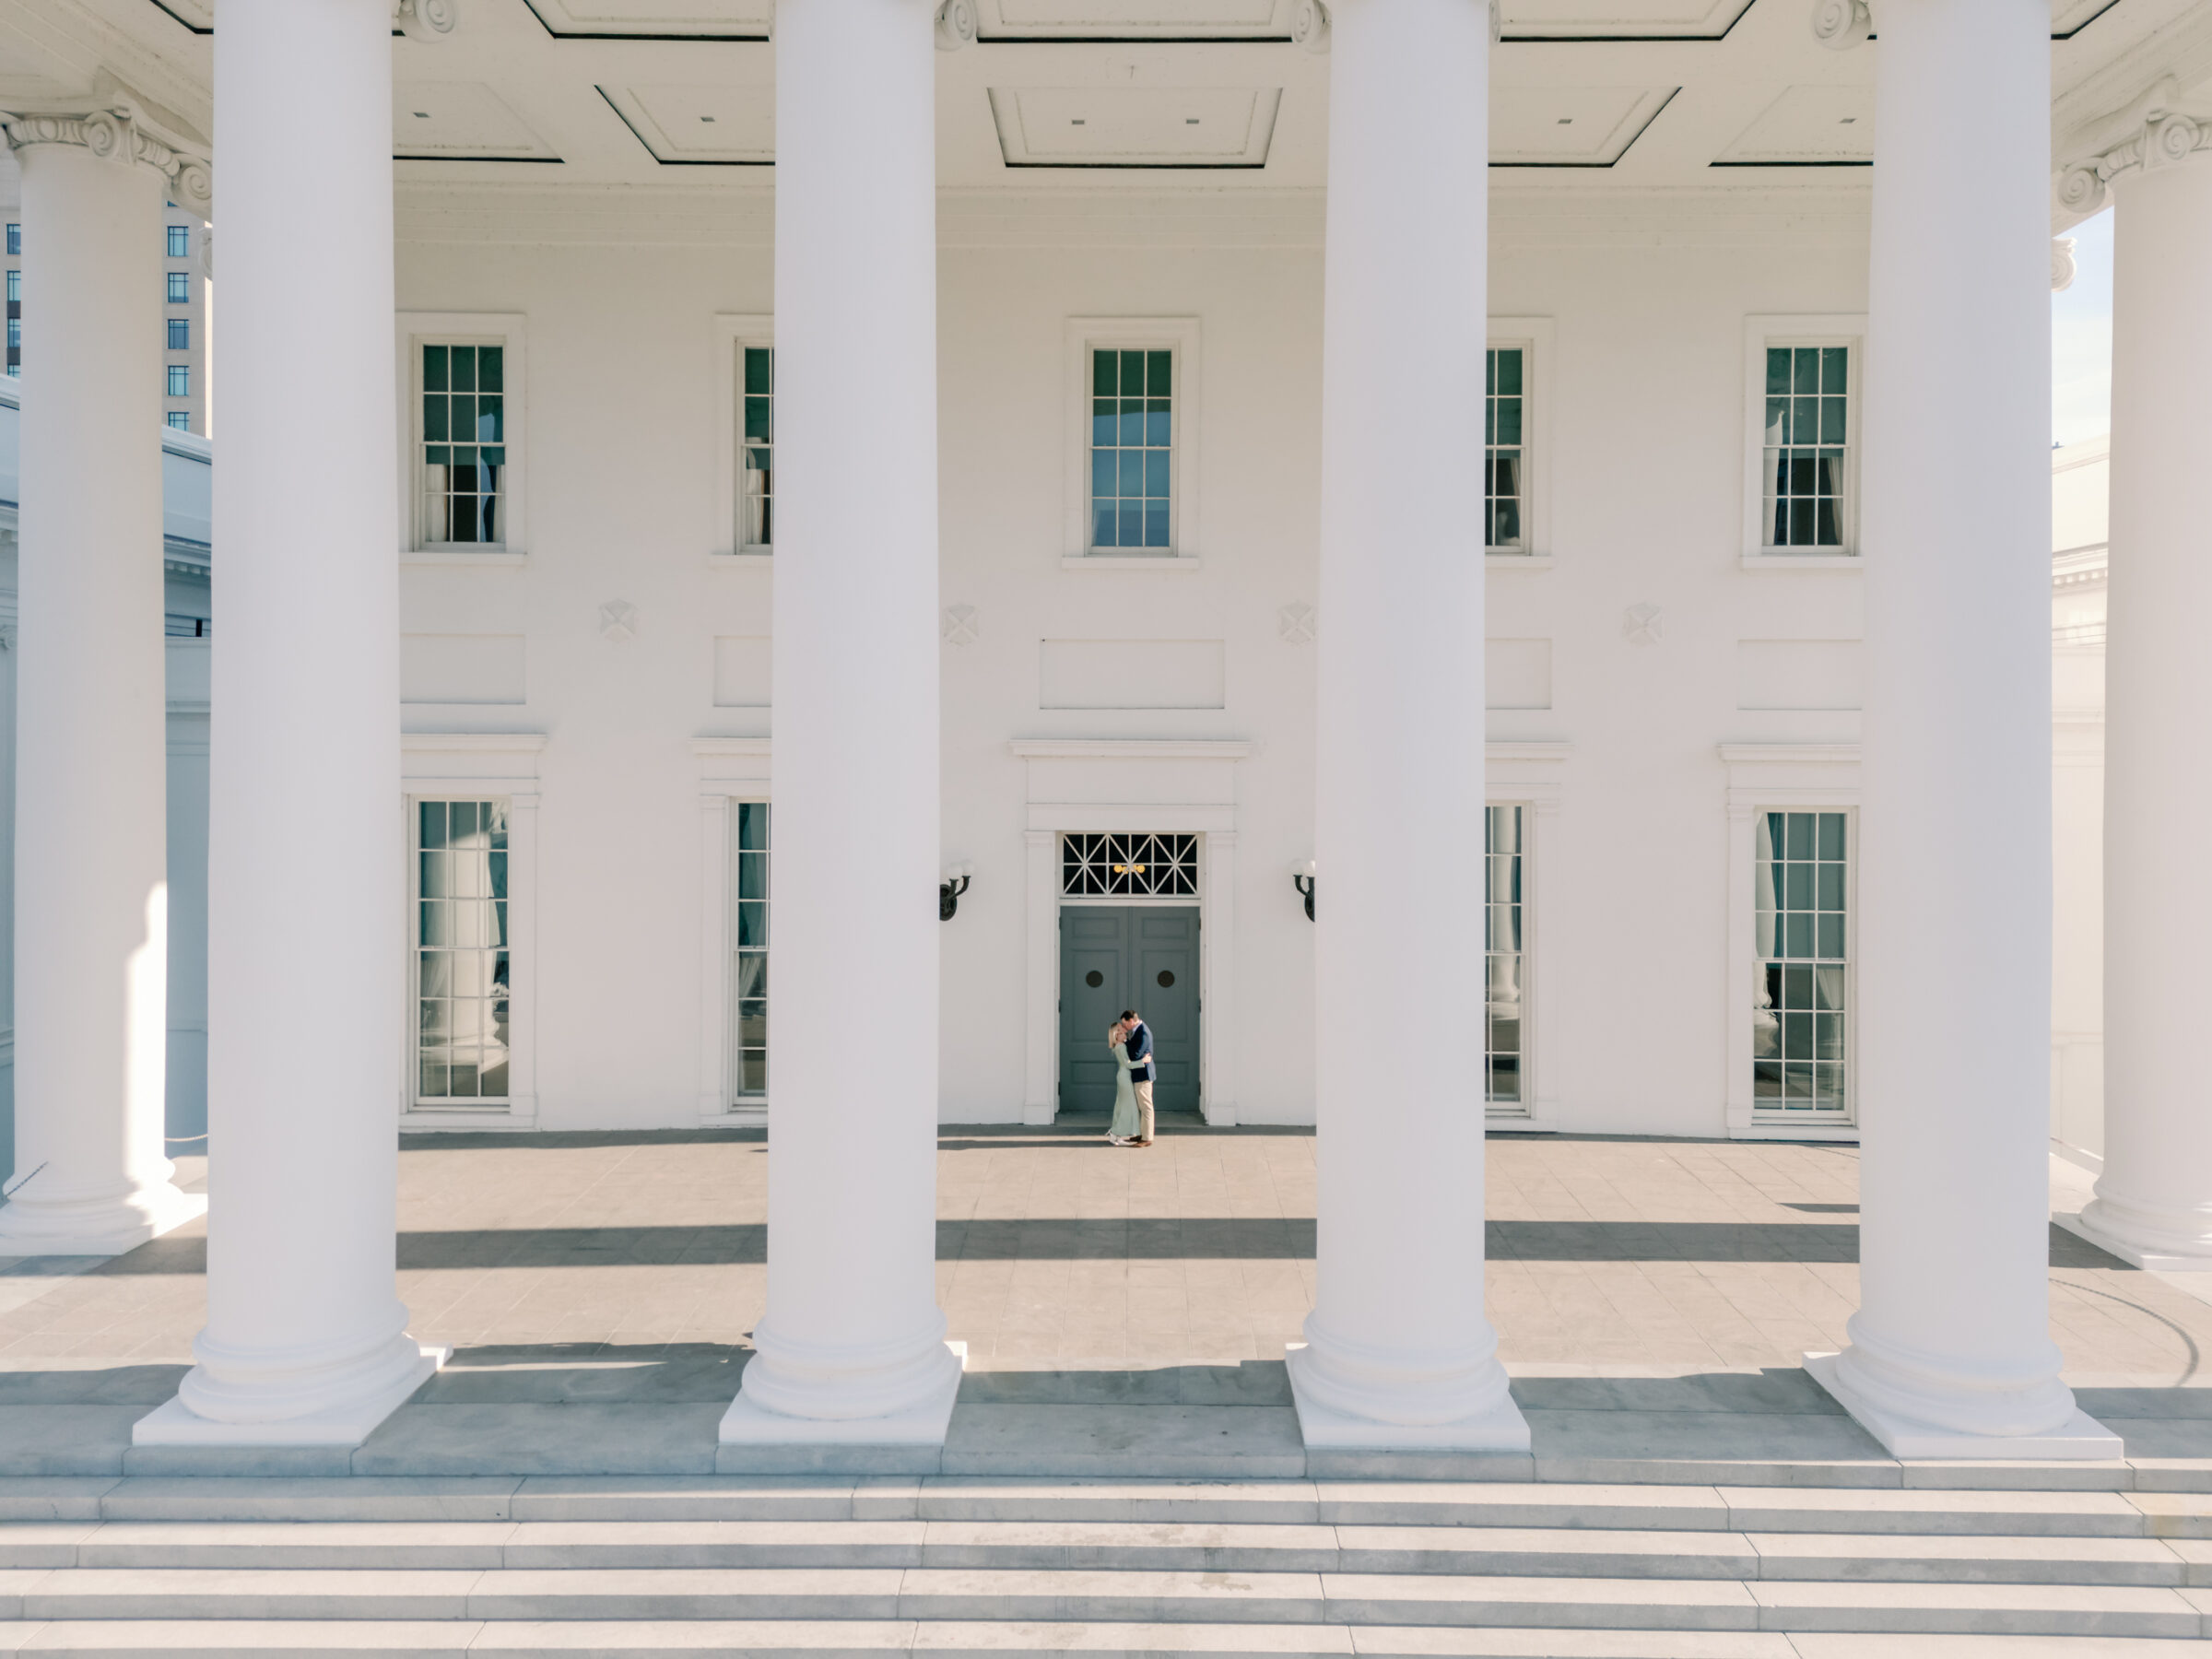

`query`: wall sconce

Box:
[940,861,974,922]
[1290,858,1316,922]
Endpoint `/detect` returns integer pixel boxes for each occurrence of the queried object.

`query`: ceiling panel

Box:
[989,85,1282,167]
[1491,86,1676,166]
[1712,84,1874,164]
[524,0,771,39]
[1499,0,1751,41]
[605,82,774,163]
[978,0,1291,39]
[394,82,559,161]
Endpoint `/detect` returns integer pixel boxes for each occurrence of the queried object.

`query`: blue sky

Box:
[2053,207,2113,446]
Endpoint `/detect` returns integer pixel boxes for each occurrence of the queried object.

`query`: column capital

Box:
[1810,0,1871,50]
[394,0,459,41]
[0,79,212,220]
[935,0,977,50]
[2052,236,2077,292]
[2055,77,2212,220]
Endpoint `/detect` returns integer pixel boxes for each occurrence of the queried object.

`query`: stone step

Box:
[0,1619,1835,1656]
[15,1622,2212,1659]
[5,1565,2208,1637]
[0,1477,2180,1538]
[0,1517,2194,1585]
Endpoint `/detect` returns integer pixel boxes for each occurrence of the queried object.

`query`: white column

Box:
[0,109,203,1255]
[1807,0,2114,1456]
[2078,147,2212,1265]
[719,0,960,1453]
[1288,0,1527,1453]
[135,0,442,1446]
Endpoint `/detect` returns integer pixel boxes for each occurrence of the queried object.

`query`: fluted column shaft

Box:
[2082,158,2212,1261]
[135,0,441,1446]
[1288,0,1526,1451]
[0,130,201,1256]
[1824,0,2107,1453]
[723,0,959,1443]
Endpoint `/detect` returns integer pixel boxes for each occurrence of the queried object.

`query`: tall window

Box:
[6,224,18,255]
[166,411,190,431]
[739,346,772,548]
[1485,348,1524,551]
[416,800,511,1103]
[1752,810,1849,1114]
[422,343,505,546]
[6,270,18,301]
[731,803,771,1100]
[167,365,189,396]
[1088,347,1172,552]
[1761,345,1850,549]
[168,318,189,350]
[1485,806,1524,1104]
[166,224,190,258]
[167,271,189,303]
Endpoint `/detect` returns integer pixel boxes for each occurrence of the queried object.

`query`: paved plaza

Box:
[0,1122,2203,1387]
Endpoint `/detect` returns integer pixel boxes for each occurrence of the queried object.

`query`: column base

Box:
[132,1342,448,1449]
[0,1182,206,1259]
[2057,1206,2212,1272]
[717,1340,964,1473]
[1287,1341,1532,1453]
[1805,1351,2121,1460]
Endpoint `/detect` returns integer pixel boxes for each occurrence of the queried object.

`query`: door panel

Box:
[1058,904,1200,1116]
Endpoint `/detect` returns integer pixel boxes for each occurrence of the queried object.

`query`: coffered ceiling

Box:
[0,0,2200,203]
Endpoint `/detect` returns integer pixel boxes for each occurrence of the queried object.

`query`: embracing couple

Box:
[1105,1011,1155,1148]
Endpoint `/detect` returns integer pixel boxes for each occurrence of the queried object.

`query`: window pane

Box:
[452,347,476,393]
[1146,349,1171,397]
[1092,399,1115,447]
[479,347,503,394]
[1121,348,1145,394]
[1093,349,1116,395]
[1766,347,1791,395]
[1794,347,1818,394]
[1494,347,1523,395]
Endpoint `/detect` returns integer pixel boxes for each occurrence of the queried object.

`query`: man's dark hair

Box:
[1120,1010,1137,1023]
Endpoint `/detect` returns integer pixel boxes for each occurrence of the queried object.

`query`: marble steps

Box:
[6,1478,2202,1538]
[8,1620,2212,1659]
[0,1520,2201,1586]
[0,1565,2209,1637]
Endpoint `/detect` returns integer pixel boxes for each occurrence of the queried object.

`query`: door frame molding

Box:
[1011,739,1252,1127]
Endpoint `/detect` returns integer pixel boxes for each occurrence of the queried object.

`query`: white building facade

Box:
[0,0,2203,1459]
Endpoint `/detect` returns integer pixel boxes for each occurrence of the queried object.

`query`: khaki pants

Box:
[1133,1080,1155,1142]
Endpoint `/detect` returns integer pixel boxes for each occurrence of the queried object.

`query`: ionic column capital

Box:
[0,81,211,220]
[935,0,977,50]
[1810,0,1871,50]
[2055,78,2212,220]
[2052,235,2077,291]
[394,0,458,41]
[1290,0,1502,55]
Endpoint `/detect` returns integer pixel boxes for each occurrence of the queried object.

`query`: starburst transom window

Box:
[1061,832,1198,898]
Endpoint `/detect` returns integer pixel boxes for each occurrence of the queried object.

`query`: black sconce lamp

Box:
[940,862,974,921]
[1290,858,1316,922]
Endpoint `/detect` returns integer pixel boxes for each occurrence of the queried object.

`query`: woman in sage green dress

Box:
[1106,1025,1141,1146]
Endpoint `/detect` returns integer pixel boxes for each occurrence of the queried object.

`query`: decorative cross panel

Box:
[1062,832,1199,899]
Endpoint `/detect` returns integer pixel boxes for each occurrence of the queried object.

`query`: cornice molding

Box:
[0,78,211,218]
[2055,77,2212,224]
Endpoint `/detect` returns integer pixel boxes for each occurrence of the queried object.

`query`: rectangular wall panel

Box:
[1039,639,1226,710]
[712,635,772,707]
[1735,639,1864,711]
[1486,638,1553,710]
[401,634,528,705]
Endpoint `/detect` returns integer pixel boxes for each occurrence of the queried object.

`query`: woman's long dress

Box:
[1108,1041,1141,1143]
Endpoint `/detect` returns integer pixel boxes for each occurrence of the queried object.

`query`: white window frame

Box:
[400,734,544,1130]
[711,312,775,559]
[1486,741,1567,1128]
[1741,313,1866,568]
[1064,316,1203,571]
[1487,318,1555,566]
[397,311,529,562]
[697,737,773,1124]
[1721,743,1860,1139]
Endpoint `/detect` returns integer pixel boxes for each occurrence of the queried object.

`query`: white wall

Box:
[387,187,1876,1135]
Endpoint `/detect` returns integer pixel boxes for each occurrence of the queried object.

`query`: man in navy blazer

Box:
[1117,1010,1156,1146]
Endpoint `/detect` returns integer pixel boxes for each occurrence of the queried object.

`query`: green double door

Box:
[1058,905,1200,1116]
